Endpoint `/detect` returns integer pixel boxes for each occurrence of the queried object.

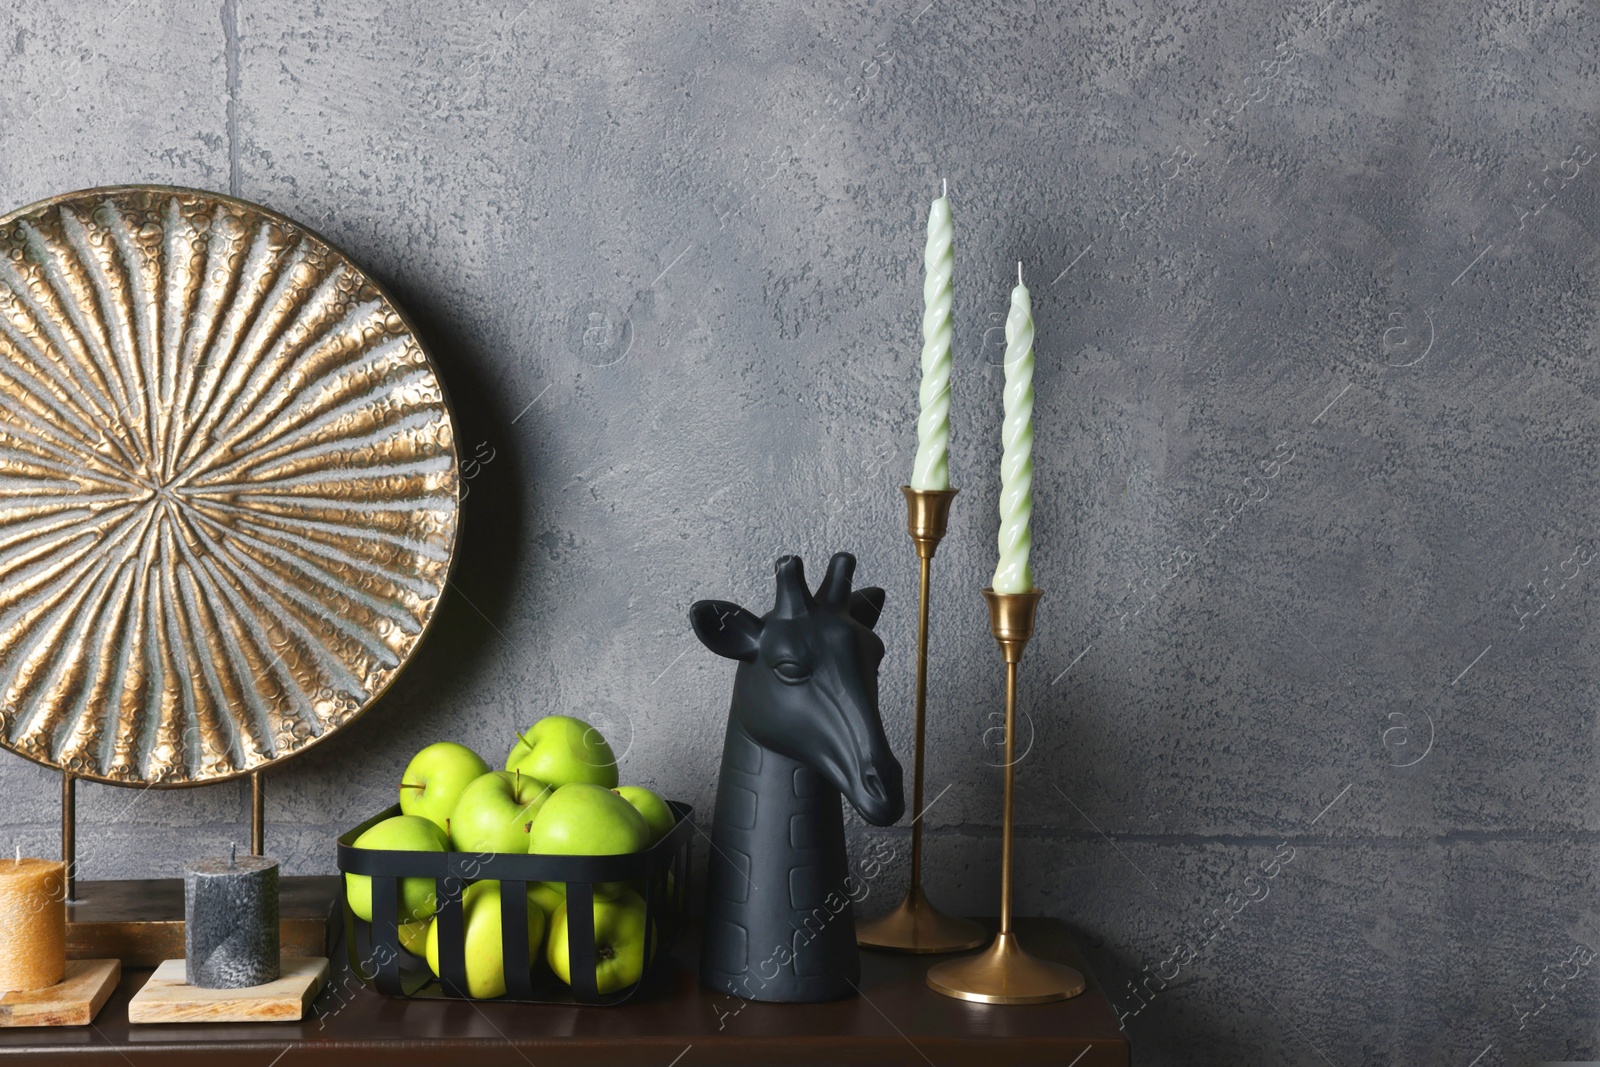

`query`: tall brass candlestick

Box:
[858,488,986,954]
[926,587,1085,1004]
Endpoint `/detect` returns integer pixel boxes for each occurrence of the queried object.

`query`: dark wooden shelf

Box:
[2,912,1129,1065]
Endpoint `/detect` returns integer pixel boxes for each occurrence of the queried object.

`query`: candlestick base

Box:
[856,886,987,953]
[129,956,329,1024]
[0,958,119,1027]
[925,931,1085,1005]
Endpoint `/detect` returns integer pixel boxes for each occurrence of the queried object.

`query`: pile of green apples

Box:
[344,715,677,998]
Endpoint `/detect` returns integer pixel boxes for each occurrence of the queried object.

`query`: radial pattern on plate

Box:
[0,187,460,785]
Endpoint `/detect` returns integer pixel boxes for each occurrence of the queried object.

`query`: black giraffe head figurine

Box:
[691,552,905,1002]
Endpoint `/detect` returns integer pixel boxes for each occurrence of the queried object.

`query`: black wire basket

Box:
[336,801,693,1004]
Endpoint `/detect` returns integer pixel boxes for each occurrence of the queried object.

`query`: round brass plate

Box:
[0,186,459,786]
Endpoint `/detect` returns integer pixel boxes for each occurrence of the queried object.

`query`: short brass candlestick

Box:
[858,487,987,954]
[926,587,1085,1004]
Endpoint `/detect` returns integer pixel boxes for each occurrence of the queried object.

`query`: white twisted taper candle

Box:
[910,185,953,490]
[992,262,1035,594]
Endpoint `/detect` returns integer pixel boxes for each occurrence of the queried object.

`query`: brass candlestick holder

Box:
[857,487,987,954]
[926,587,1086,1004]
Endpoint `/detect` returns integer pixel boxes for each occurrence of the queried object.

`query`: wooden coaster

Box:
[0,959,120,1027]
[128,957,328,1024]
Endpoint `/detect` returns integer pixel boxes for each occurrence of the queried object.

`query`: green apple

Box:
[528,783,649,854]
[400,742,490,833]
[425,881,547,999]
[449,770,552,854]
[528,783,650,899]
[547,890,652,993]
[530,881,566,919]
[398,918,431,957]
[616,786,675,846]
[506,715,619,789]
[345,815,450,924]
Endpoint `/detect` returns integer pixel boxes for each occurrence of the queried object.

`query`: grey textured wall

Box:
[0,0,1595,1062]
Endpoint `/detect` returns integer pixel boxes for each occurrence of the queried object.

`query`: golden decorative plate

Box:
[0,186,459,786]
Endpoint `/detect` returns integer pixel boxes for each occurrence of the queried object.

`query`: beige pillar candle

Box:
[0,856,66,991]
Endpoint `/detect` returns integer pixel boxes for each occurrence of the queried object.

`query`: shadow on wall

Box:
[270,269,530,785]
[379,273,529,690]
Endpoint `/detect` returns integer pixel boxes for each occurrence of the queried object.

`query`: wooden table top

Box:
[0,915,1130,1065]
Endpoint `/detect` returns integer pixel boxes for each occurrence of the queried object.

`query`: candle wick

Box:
[230,843,236,868]
[1018,261,1023,286]
[942,177,947,198]
[13,845,18,864]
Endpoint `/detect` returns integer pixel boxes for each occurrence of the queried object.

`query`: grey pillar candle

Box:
[184,848,280,988]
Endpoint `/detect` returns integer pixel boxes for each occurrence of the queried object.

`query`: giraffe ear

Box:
[849,588,885,630]
[691,600,763,661]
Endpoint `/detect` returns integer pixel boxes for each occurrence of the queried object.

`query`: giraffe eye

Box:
[773,660,810,684]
